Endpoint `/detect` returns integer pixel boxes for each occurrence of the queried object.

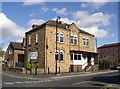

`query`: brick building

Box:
[6,42,24,67]
[24,20,98,73]
[98,42,120,64]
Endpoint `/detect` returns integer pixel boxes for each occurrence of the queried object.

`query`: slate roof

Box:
[10,42,24,50]
[25,20,94,36]
[98,42,120,48]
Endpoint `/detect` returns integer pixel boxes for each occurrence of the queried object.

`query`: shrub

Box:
[26,62,35,69]
[99,57,117,70]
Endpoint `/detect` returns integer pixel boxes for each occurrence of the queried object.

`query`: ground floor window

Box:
[55,50,64,61]
[71,53,82,60]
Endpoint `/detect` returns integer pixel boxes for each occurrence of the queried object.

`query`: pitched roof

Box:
[98,42,120,48]
[25,20,94,36]
[10,42,24,50]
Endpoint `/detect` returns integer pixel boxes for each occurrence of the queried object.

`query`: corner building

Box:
[25,20,98,73]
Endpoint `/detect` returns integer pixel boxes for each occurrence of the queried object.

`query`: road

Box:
[2,71,120,88]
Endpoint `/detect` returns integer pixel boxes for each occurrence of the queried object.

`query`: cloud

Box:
[51,8,69,15]
[28,19,45,26]
[0,13,25,39]
[55,17,113,38]
[23,0,45,6]
[80,26,108,38]
[74,11,113,28]
[41,7,49,12]
[81,0,110,9]
[52,17,74,24]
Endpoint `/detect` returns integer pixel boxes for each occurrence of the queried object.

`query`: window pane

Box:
[78,55,81,60]
[60,36,64,42]
[86,39,89,46]
[74,54,77,60]
[74,37,77,44]
[57,36,59,42]
[60,54,63,61]
[56,32,59,42]
[70,36,73,43]
[60,52,64,61]
[83,38,86,46]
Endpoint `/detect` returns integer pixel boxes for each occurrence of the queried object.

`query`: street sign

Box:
[30,52,38,59]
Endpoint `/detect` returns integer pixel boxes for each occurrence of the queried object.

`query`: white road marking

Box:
[24,81,33,83]
[72,81,91,86]
[4,79,57,85]
[5,82,14,85]
[15,82,24,84]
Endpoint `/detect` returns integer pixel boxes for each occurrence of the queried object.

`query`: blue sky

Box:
[1,1,119,51]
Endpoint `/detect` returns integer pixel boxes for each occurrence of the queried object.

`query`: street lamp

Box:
[55,16,61,75]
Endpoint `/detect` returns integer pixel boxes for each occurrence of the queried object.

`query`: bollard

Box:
[59,67,60,74]
[85,67,86,72]
[69,67,71,73]
[48,67,49,74]
[92,66,93,72]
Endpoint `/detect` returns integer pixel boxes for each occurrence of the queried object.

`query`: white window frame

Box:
[59,32,64,43]
[55,32,64,43]
[70,36,74,44]
[59,50,64,62]
[28,35,32,45]
[55,50,64,62]
[83,37,89,47]
[36,33,39,43]
[74,35,77,44]
[70,35,77,45]
[73,53,82,60]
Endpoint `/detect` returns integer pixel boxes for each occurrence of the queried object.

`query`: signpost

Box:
[30,52,38,75]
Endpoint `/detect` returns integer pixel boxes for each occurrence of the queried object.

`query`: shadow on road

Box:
[87,70,120,85]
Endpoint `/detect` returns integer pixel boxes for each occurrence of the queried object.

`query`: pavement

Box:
[2,69,120,80]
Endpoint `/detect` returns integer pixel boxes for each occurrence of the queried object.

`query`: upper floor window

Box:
[56,32,64,43]
[28,35,32,45]
[70,36,73,44]
[83,37,89,47]
[74,36,77,44]
[70,35,77,44]
[60,32,64,42]
[36,33,39,43]
[9,48,13,54]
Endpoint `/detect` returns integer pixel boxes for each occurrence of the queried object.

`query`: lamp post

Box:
[55,16,61,75]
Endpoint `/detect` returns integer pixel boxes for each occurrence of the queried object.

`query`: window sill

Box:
[55,42,64,44]
[70,44,78,46]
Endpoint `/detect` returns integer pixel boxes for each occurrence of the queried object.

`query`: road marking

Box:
[15,82,24,84]
[72,81,91,86]
[24,81,33,83]
[4,79,55,85]
[101,84,119,89]
[5,82,14,85]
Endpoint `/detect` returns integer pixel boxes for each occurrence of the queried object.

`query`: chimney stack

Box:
[32,24,38,29]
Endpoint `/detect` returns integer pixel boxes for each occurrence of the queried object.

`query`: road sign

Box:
[30,52,38,59]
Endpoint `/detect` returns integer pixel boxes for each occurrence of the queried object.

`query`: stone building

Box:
[24,20,98,73]
[6,42,24,67]
[98,42,120,64]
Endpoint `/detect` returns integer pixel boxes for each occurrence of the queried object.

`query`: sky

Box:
[0,1,119,51]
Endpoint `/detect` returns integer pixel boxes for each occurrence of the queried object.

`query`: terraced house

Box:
[24,20,98,74]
